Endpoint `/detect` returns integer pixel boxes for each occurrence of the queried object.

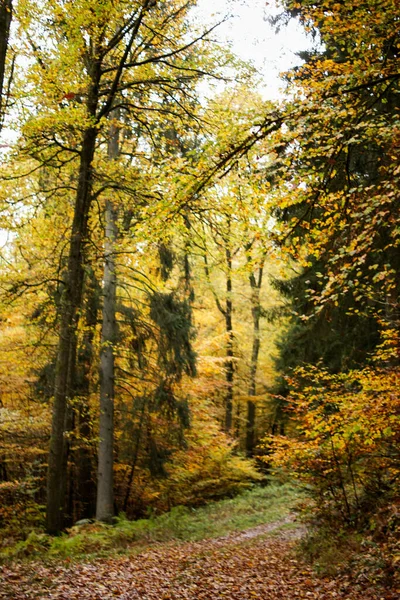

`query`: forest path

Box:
[0,517,394,599]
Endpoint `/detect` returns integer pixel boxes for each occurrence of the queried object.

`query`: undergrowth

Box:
[0,480,303,562]
[297,499,400,590]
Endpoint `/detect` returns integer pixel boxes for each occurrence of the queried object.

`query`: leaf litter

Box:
[0,517,396,599]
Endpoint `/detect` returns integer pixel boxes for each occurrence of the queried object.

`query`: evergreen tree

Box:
[270,0,400,392]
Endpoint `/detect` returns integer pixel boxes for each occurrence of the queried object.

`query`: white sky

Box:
[195,0,312,99]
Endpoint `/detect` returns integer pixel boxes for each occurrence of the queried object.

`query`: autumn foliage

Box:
[267,361,400,524]
[0,0,399,594]
[260,0,400,583]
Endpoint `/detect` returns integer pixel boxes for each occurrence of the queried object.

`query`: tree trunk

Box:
[224,244,234,432]
[46,50,100,532]
[96,113,119,523]
[0,0,12,123]
[245,262,264,456]
[61,334,78,527]
[46,124,98,533]
[75,270,99,520]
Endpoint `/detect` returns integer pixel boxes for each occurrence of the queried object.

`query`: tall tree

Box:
[0,0,12,126]
[245,244,265,456]
[269,0,400,370]
[96,110,120,523]
[29,0,224,534]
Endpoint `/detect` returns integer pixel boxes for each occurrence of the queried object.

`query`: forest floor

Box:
[0,514,397,600]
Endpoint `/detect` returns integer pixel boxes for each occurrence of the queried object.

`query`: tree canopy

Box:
[0,0,398,588]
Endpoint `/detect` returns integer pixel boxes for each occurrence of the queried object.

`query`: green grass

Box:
[0,479,304,562]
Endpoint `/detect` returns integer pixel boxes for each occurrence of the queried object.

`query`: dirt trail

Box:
[0,518,395,599]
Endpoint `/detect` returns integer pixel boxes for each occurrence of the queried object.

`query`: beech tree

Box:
[7,0,227,534]
[244,242,266,455]
[96,112,120,523]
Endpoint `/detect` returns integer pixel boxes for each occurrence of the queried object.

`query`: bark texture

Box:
[96,113,119,523]
[46,62,100,532]
[75,271,99,520]
[224,245,234,432]
[245,261,264,456]
[0,0,12,122]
